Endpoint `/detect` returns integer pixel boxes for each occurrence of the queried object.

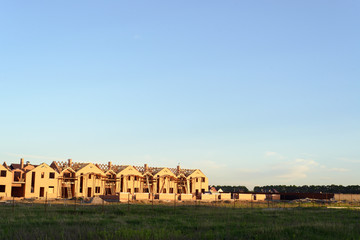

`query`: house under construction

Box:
[0,158,209,200]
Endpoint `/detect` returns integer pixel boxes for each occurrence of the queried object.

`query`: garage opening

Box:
[11,186,25,197]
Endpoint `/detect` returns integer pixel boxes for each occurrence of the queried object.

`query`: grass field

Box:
[1,201,360,240]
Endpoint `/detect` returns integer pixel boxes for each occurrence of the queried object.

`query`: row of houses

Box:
[0,158,209,200]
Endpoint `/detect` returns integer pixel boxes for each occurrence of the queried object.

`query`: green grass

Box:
[1,202,360,239]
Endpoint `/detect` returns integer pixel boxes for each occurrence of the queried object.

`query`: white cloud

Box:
[328,168,349,172]
[265,151,285,159]
[273,158,319,180]
[338,157,360,163]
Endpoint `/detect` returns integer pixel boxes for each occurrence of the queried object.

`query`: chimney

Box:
[20,158,24,169]
[144,164,148,171]
[177,165,181,174]
[108,161,112,170]
[68,159,72,167]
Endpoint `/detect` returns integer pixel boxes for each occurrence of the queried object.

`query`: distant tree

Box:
[212,185,249,193]
[253,185,360,194]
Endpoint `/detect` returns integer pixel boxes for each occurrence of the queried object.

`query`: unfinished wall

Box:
[238,193,253,201]
[134,193,149,200]
[179,194,193,201]
[187,170,209,195]
[219,193,231,200]
[237,193,267,201]
[334,194,360,202]
[76,163,105,198]
[154,168,177,194]
[24,163,59,199]
[157,193,176,201]
[0,165,12,199]
[201,194,217,201]
[119,192,131,201]
[116,166,143,194]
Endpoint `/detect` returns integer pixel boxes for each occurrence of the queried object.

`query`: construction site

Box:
[0,158,209,202]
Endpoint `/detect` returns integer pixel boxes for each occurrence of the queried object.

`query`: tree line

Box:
[253,185,360,194]
[211,185,249,193]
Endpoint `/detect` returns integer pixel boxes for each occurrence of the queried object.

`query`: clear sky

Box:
[1,1,359,189]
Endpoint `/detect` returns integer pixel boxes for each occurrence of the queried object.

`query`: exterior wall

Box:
[116,166,142,194]
[153,168,177,194]
[155,176,177,194]
[76,164,105,198]
[238,193,253,201]
[134,193,149,200]
[187,170,209,195]
[201,194,217,201]
[334,194,360,202]
[254,194,267,201]
[0,165,12,199]
[119,192,131,201]
[157,193,176,201]
[238,193,267,201]
[270,194,281,200]
[24,164,59,199]
[219,193,231,200]
[179,194,193,201]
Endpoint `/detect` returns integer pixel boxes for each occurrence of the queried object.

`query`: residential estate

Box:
[0,158,209,200]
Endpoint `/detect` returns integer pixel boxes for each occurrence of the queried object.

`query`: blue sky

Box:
[1,1,359,189]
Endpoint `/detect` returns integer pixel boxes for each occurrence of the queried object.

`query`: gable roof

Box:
[0,163,11,172]
[49,160,206,179]
[2,162,10,171]
[27,163,57,173]
[187,169,206,178]
[168,167,197,177]
[74,163,104,176]
[152,167,177,177]
[51,161,102,173]
[115,165,142,176]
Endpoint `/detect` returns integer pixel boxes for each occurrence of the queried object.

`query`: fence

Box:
[2,196,360,214]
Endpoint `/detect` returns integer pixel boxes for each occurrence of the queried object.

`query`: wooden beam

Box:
[146,175,151,194]
[159,177,166,193]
